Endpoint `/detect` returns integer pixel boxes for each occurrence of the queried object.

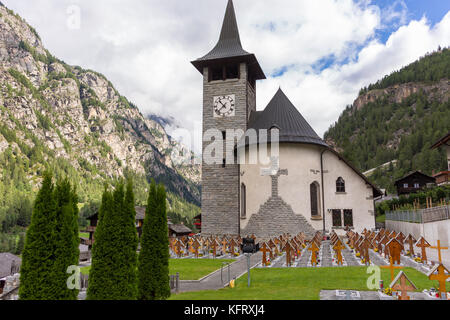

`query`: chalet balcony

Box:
[80,238,93,246]
[82,226,96,233]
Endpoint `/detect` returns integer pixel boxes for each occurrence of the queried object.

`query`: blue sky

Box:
[2,0,450,152]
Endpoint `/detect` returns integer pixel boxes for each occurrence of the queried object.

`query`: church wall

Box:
[240,143,375,236]
[322,151,376,235]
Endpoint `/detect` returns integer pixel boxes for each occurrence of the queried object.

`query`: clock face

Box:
[213,95,235,118]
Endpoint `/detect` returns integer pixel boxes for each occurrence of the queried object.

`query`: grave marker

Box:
[390,271,417,300]
[415,237,431,263]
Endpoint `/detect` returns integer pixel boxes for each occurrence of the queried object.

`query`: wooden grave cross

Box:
[175,239,183,258]
[192,239,201,258]
[283,241,293,267]
[309,241,320,267]
[221,238,228,255]
[427,264,450,297]
[229,239,237,256]
[396,232,406,244]
[406,234,416,256]
[381,256,404,282]
[260,242,271,266]
[429,240,448,264]
[333,240,345,266]
[361,238,372,265]
[415,237,431,263]
[387,238,403,265]
[390,271,417,300]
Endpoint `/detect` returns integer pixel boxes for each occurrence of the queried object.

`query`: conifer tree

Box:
[87,181,138,300]
[53,179,80,299]
[138,180,170,300]
[19,172,58,300]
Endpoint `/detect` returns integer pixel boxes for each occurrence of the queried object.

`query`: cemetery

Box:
[159,229,450,300]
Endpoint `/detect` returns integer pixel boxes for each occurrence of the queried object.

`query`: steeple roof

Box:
[248,88,328,147]
[192,0,265,80]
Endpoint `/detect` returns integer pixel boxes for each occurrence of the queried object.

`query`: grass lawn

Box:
[376,214,386,223]
[169,259,234,280]
[79,258,234,280]
[79,232,89,238]
[170,266,443,300]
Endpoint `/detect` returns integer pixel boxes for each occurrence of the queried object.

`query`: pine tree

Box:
[19,171,58,300]
[87,181,138,300]
[138,180,170,300]
[52,178,80,299]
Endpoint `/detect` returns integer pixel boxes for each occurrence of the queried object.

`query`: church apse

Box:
[241,157,316,239]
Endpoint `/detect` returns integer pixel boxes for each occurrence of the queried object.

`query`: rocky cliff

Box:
[0,3,200,204]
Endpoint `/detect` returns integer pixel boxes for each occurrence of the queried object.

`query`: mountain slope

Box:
[325,48,450,194]
[0,3,201,252]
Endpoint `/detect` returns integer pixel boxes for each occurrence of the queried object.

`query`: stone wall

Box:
[201,63,254,236]
[386,219,450,267]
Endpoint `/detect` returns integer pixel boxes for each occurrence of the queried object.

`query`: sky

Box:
[3,0,450,153]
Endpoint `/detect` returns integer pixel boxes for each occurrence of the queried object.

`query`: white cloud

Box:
[2,0,449,153]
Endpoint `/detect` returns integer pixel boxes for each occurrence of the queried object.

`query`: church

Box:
[191,0,382,238]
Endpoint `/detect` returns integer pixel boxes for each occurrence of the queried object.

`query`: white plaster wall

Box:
[240,143,375,234]
[386,219,450,267]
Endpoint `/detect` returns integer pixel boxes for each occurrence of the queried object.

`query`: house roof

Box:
[394,171,436,185]
[0,253,21,279]
[247,88,329,147]
[191,0,265,80]
[135,206,146,221]
[169,224,192,235]
[430,132,450,150]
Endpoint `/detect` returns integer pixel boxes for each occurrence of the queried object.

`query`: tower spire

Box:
[191,0,266,80]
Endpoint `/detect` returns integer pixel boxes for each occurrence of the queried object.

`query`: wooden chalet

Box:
[394,171,435,195]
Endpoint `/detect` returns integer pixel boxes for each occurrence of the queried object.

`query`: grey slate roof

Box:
[135,206,146,221]
[191,0,265,80]
[169,224,192,235]
[0,253,21,279]
[248,88,329,147]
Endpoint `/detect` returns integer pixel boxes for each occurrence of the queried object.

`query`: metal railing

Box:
[386,205,450,224]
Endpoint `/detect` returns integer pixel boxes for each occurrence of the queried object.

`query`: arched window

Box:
[241,183,246,218]
[310,182,321,217]
[336,177,345,193]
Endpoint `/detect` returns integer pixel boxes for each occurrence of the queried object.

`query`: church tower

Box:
[192,0,265,236]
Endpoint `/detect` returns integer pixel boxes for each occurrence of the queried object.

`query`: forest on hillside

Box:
[325,48,449,194]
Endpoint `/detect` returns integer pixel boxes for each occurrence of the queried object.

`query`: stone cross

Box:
[260,156,288,198]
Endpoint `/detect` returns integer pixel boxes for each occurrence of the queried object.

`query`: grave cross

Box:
[390,271,417,301]
[428,264,450,297]
[387,238,403,265]
[191,240,200,258]
[406,234,416,256]
[333,241,345,266]
[309,241,320,267]
[260,156,288,198]
[381,257,404,282]
[415,237,431,263]
[282,241,293,267]
[429,240,448,264]
[260,243,271,266]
